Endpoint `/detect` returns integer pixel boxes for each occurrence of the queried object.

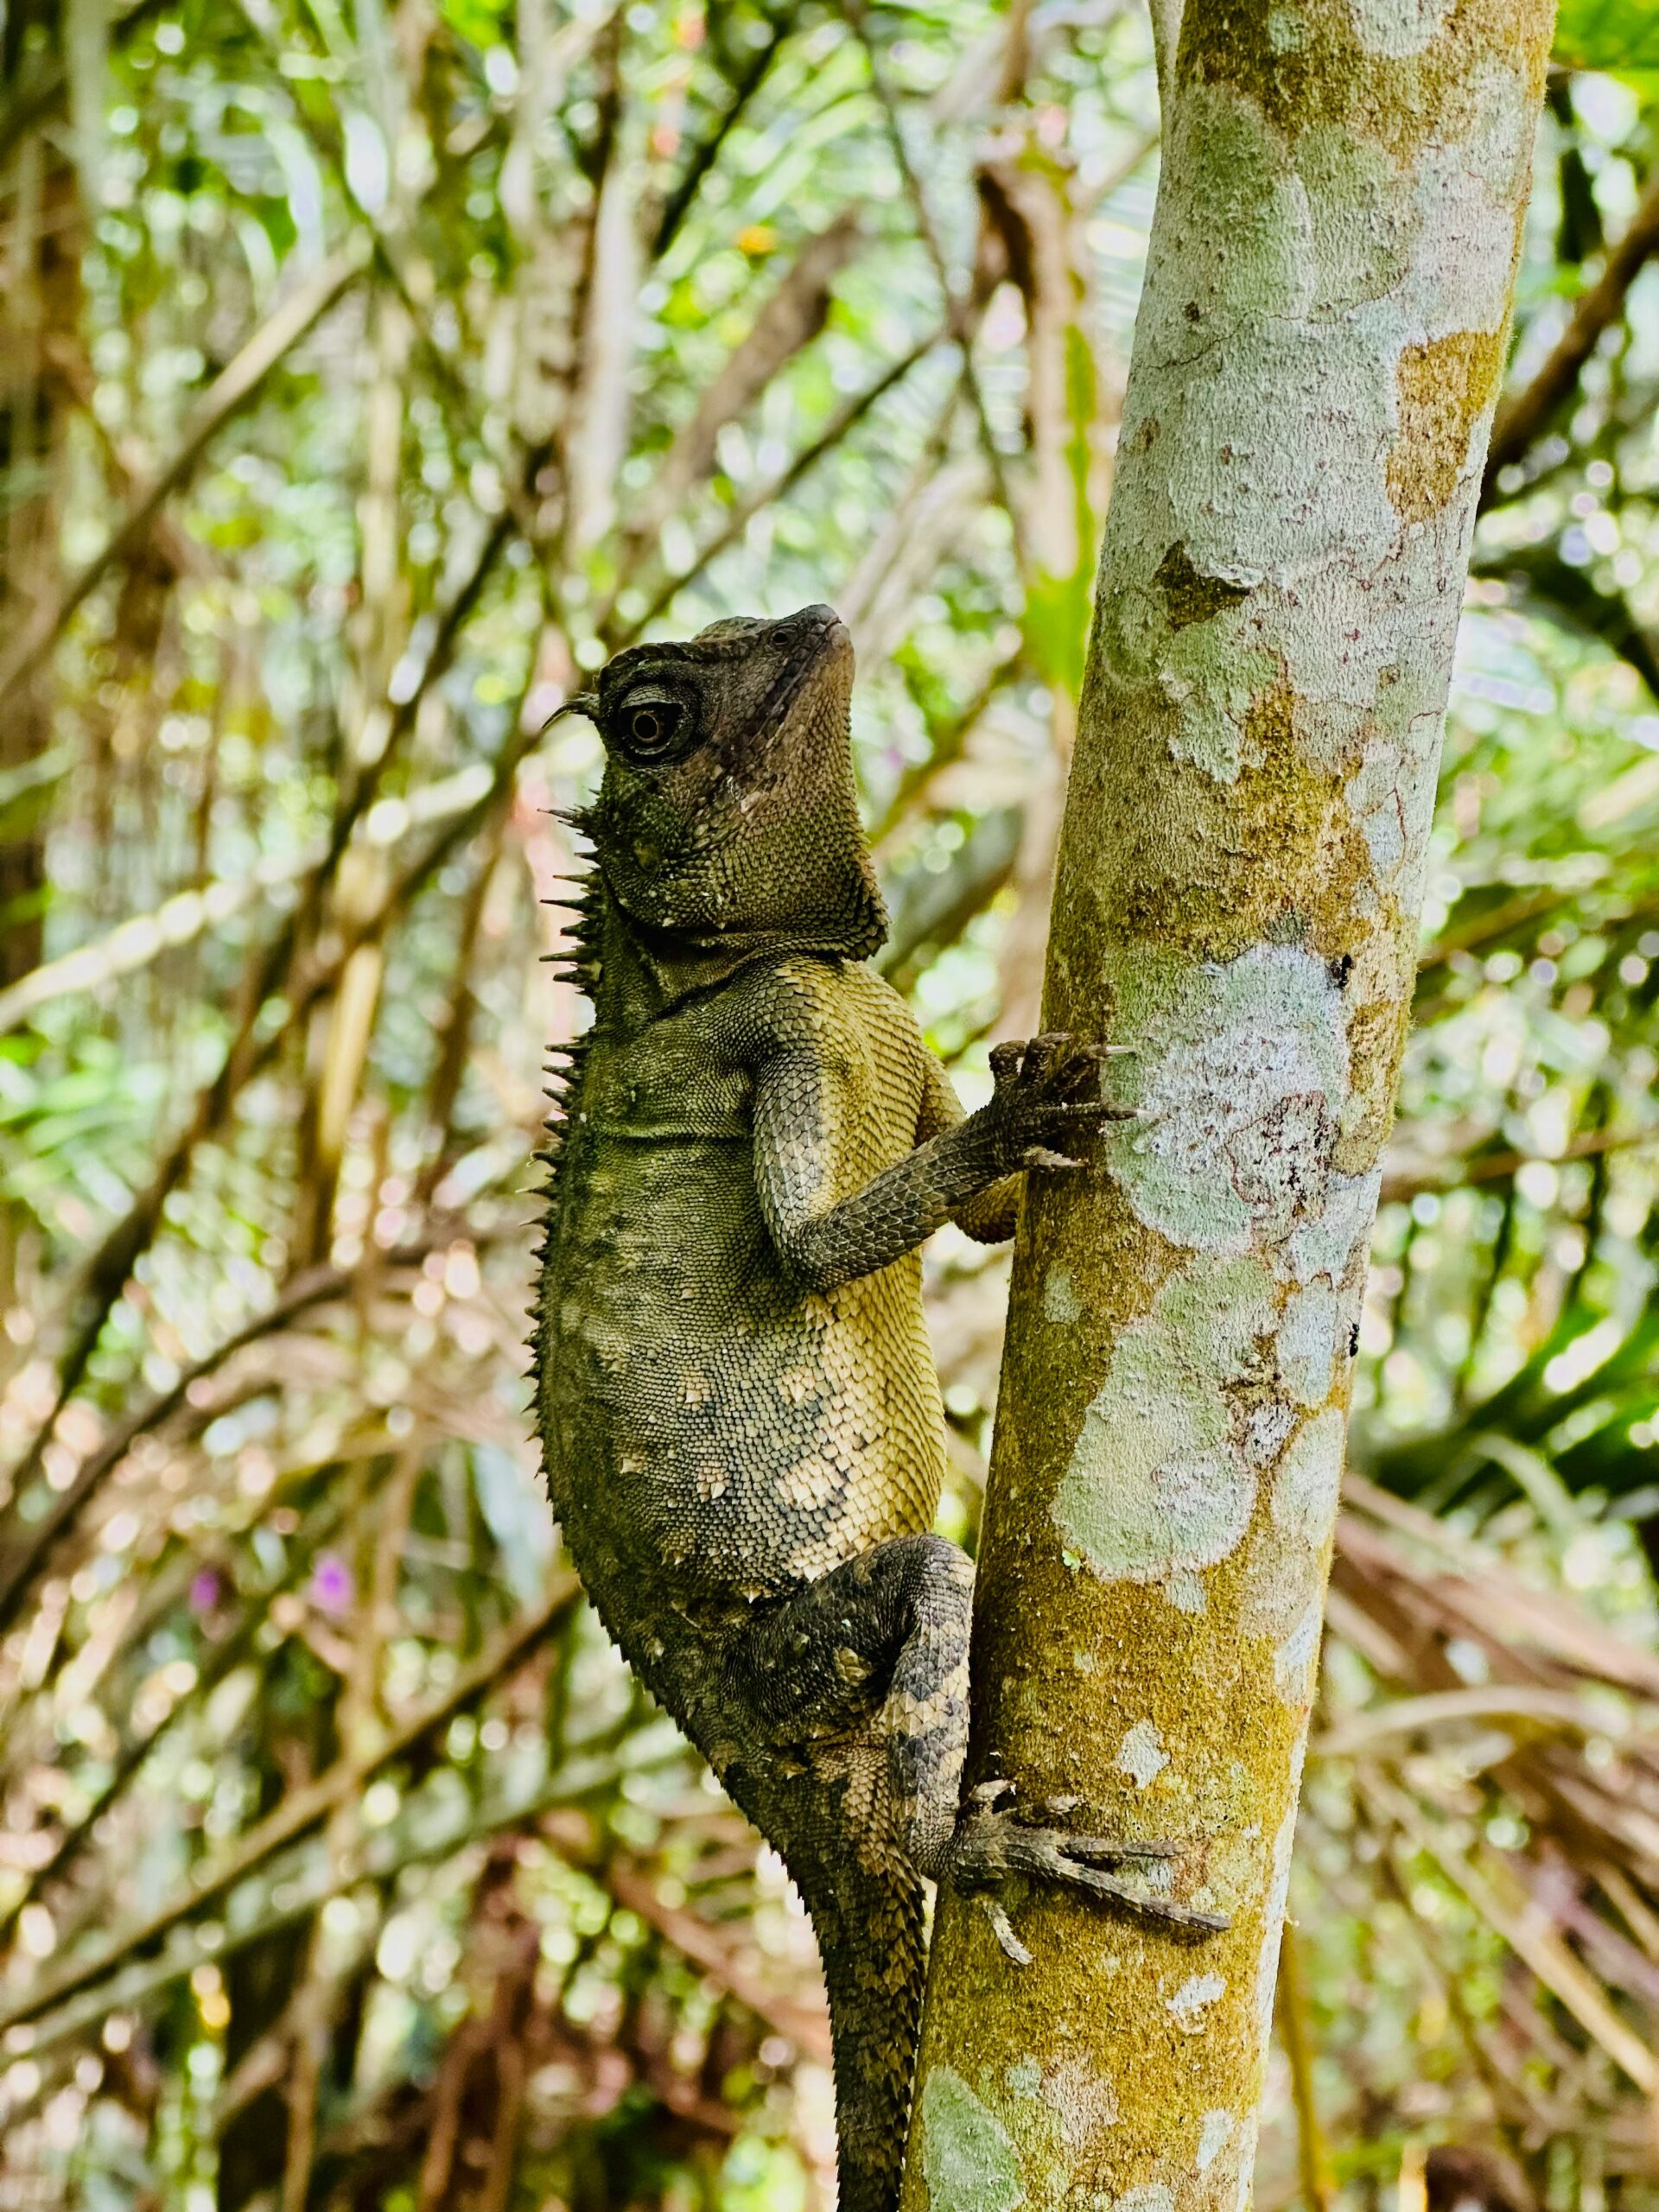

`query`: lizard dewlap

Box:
[531,602,1221,2212]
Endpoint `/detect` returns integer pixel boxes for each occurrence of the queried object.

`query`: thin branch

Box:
[1274,1918,1335,2212]
[0,1263,350,1639]
[0,0,170,170]
[2,645,541,1586]
[24,1732,682,2067]
[0,1210,526,1937]
[607,1860,833,2063]
[0,1486,359,1944]
[870,647,1023,848]
[3,511,513,1503]
[0,749,516,1036]
[0,241,371,705]
[1366,1770,1659,2095]
[229,0,567,583]
[1377,1124,1655,1205]
[842,4,1025,553]
[1368,1825,1551,2179]
[616,208,868,569]
[282,1445,421,2208]
[1475,542,1659,704]
[651,16,789,260]
[0,1576,580,2038]
[0,852,315,1038]
[1417,883,1592,970]
[1483,156,1659,499]
[604,322,952,646]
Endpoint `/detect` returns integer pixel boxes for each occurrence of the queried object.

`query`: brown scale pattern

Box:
[531,607,1141,2212]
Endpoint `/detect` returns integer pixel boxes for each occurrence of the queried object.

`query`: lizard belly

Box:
[544,1134,946,1602]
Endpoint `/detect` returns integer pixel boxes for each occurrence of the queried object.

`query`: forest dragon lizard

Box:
[531,603,1224,2212]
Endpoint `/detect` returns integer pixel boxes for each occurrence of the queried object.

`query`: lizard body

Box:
[531,605,1219,2212]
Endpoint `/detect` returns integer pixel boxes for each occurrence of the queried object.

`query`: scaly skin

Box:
[531,605,1222,2212]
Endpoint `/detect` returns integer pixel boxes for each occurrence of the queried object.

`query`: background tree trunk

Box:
[902,3,1555,2206]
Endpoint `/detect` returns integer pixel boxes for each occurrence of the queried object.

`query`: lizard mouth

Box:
[746,604,850,743]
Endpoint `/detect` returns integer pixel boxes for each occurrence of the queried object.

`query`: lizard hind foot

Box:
[948,1789,1230,1956]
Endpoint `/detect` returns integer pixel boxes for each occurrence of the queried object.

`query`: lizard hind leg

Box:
[722,1534,976,2212]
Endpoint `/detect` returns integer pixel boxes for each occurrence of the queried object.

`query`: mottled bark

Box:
[901,2,1553,2207]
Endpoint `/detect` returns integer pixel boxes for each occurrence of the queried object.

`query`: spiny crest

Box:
[527,820,603,1440]
[537,835,604,1001]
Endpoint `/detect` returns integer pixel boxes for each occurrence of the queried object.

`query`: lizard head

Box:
[572,603,887,961]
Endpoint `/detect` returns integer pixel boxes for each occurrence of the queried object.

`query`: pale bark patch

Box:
[1117,1719,1172,1788]
[1346,0,1451,54]
[1196,2111,1236,2171]
[1052,1256,1278,1591]
[1045,2055,1122,2148]
[1116,2187,1178,2212]
[1168,1971,1229,2031]
[1103,945,1347,1254]
[918,2067,1026,2212]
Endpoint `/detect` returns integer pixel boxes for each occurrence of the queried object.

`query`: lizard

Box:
[531,602,1225,2212]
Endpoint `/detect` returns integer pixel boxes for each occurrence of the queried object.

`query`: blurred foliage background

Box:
[0,0,1657,2206]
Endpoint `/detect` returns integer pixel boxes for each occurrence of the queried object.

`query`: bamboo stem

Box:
[1275,1917,1334,2212]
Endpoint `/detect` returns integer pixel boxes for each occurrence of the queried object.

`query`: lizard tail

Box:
[804,1858,929,2212]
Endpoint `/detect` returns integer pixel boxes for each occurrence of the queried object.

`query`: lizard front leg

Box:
[754,1032,1130,1294]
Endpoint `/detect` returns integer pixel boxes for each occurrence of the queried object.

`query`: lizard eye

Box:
[619,698,685,759]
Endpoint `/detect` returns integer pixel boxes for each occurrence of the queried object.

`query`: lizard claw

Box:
[979,1032,1138,1173]
[949,1793,1229,1946]
[982,1895,1033,1967]
[1026,1804,1177,1861]
[1058,1834,1179,1864]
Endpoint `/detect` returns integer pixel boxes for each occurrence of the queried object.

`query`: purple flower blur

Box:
[309,1552,353,1615]
[189,1570,220,1616]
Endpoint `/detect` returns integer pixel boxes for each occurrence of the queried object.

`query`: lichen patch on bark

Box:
[1178,0,1551,158]
[1052,1255,1278,1593]
[1103,944,1347,1253]
[918,2068,1027,2212]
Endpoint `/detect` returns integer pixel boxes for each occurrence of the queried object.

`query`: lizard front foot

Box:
[977,1033,1139,1178]
[948,1781,1229,1964]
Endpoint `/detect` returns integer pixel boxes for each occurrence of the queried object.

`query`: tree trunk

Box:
[902,3,1553,2206]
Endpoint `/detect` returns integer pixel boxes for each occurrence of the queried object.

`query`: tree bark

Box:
[901,3,1554,2206]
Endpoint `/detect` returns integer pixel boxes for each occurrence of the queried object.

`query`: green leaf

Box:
[1020,563,1091,700]
[1554,0,1659,73]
